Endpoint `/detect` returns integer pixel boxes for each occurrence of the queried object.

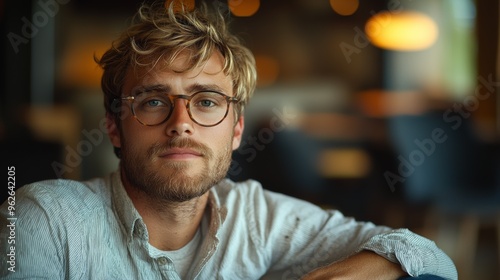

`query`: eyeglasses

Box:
[117,90,239,127]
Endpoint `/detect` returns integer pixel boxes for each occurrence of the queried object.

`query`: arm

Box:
[295,227,457,280]
[302,250,407,280]
[0,186,65,279]
[253,188,457,279]
[292,226,457,280]
[357,228,457,279]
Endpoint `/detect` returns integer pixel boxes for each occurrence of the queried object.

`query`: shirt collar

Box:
[110,170,145,241]
[110,169,229,244]
[187,181,229,276]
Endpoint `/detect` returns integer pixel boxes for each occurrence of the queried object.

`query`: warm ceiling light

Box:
[330,0,359,16]
[164,0,195,12]
[365,11,438,51]
[228,0,260,17]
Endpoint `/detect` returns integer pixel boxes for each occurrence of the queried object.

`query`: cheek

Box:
[120,122,151,152]
[208,126,235,151]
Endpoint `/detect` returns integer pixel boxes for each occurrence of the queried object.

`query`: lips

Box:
[158,147,203,158]
[147,137,211,160]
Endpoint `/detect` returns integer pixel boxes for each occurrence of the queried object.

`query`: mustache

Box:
[147,137,212,158]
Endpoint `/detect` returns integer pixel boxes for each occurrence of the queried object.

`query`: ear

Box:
[106,113,122,148]
[232,115,244,151]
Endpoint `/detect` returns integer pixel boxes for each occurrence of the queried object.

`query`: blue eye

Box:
[137,95,169,113]
[147,100,163,107]
[199,100,216,107]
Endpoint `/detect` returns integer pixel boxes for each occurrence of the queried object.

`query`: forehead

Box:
[122,51,233,95]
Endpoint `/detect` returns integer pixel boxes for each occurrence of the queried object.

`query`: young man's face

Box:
[107,51,244,202]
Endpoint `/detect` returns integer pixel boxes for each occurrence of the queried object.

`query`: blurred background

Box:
[1,0,499,278]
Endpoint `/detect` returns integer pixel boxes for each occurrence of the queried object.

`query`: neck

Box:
[121,172,209,251]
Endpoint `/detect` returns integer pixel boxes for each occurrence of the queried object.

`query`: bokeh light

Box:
[164,0,195,12]
[330,0,359,16]
[318,148,371,178]
[228,0,260,17]
[365,11,438,51]
[59,42,108,88]
[254,54,280,87]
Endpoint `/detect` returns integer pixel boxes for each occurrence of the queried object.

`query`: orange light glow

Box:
[255,55,280,87]
[59,42,108,88]
[330,0,359,16]
[365,11,438,51]
[356,89,431,117]
[164,0,195,12]
[318,148,371,178]
[228,0,260,17]
[355,90,386,118]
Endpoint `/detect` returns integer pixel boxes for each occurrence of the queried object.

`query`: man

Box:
[0,1,457,279]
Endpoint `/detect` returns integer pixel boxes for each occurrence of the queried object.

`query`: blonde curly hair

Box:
[96,1,256,121]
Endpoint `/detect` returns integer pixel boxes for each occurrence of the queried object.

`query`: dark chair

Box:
[388,110,500,279]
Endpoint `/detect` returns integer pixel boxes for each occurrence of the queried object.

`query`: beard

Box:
[120,136,232,203]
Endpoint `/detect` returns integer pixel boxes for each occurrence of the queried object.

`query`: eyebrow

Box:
[131,83,228,96]
[186,83,227,94]
[131,84,171,96]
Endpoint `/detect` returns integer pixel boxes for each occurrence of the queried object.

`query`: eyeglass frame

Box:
[114,90,240,127]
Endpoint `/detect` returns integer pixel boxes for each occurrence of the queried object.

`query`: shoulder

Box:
[213,178,278,206]
[212,178,324,215]
[212,178,263,200]
[10,175,112,219]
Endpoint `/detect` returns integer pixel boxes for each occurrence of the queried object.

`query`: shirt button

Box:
[157,257,168,265]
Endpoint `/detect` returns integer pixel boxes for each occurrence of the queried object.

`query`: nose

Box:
[164,98,194,137]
